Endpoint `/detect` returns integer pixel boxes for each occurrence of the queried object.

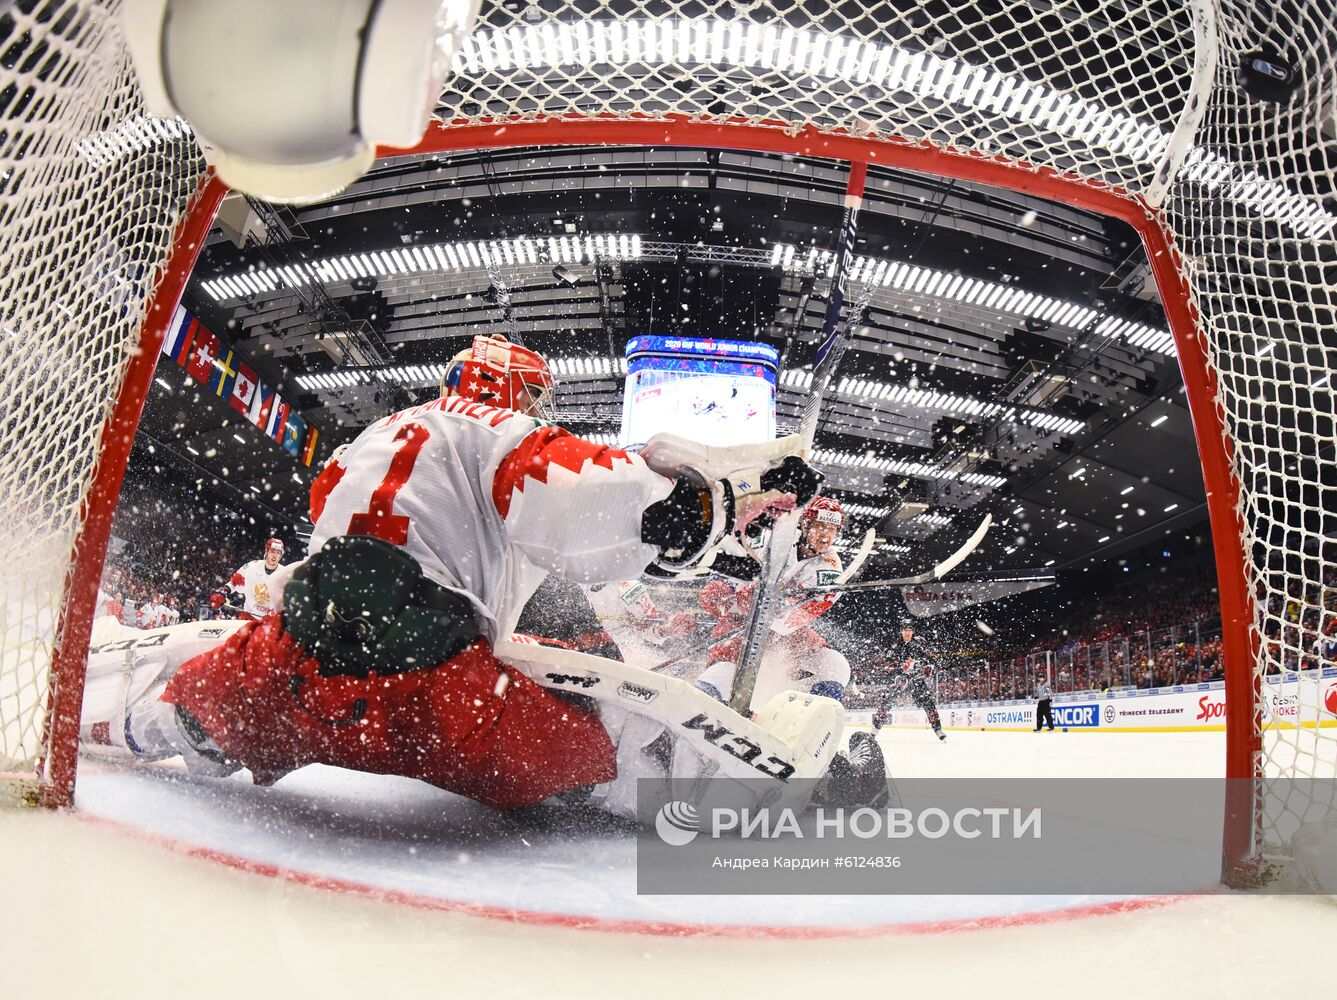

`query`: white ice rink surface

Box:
[4,727,1335,998]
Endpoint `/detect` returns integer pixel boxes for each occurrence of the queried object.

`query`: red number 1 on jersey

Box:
[347,422,429,545]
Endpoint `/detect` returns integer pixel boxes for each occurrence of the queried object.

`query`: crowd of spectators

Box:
[96,476,280,630]
[1260,564,1337,673]
[925,562,1337,705]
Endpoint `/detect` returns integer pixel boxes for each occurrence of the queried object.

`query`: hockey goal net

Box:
[1,0,1332,878]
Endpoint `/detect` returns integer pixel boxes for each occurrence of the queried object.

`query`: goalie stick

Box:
[729,160,869,715]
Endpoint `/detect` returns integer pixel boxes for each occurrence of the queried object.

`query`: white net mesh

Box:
[1,0,1332,866]
[443,0,1203,201]
[0,0,203,796]
[1160,1,1337,857]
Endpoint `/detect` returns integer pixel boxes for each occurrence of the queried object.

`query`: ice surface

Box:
[4,726,1336,997]
[68,727,1225,928]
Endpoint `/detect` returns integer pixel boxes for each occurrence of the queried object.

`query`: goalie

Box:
[82,335,886,818]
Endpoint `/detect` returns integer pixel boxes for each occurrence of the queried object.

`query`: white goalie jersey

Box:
[304,395,675,642]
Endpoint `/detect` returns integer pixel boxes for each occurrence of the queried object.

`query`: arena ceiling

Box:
[135,141,1205,578]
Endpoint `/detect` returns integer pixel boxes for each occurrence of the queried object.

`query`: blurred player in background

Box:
[135,593,169,630]
[695,494,851,710]
[872,622,947,741]
[211,537,285,620]
[583,578,699,671]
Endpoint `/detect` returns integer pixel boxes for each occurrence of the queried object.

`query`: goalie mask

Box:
[443,335,556,421]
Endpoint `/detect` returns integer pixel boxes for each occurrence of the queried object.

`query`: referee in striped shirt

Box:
[1035,679,1055,731]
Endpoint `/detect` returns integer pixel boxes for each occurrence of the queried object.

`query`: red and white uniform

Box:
[136,599,169,630]
[695,546,849,710]
[583,579,697,671]
[164,395,676,810]
[304,395,673,641]
[227,561,283,618]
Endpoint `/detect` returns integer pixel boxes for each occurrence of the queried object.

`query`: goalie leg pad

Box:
[495,640,844,820]
[80,619,248,753]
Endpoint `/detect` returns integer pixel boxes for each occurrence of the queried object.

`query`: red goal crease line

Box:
[76,810,1189,939]
[45,114,1259,872]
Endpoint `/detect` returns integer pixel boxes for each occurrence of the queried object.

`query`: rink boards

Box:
[851,669,1337,733]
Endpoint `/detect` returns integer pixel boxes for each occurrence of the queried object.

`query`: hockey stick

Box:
[729,160,869,715]
[650,620,748,673]
[835,528,877,586]
[797,514,994,594]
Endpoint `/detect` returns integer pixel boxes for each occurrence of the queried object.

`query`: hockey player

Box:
[94,334,878,818]
[871,622,947,740]
[694,495,852,710]
[211,537,285,619]
[135,593,169,630]
[582,578,699,671]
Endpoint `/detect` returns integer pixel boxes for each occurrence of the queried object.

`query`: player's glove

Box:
[759,454,822,506]
[639,433,823,578]
[208,590,227,610]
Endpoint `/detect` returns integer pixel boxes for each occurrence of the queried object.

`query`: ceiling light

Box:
[1149,414,1169,427]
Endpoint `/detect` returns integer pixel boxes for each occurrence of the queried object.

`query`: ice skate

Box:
[812,730,897,810]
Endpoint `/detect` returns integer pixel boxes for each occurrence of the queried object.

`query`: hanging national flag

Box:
[301,426,320,467]
[208,348,237,398]
[248,381,275,430]
[185,324,221,385]
[267,395,291,442]
[281,411,306,457]
[161,306,195,365]
[230,360,258,415]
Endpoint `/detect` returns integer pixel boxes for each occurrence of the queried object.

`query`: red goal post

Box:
[4,1,1331,884]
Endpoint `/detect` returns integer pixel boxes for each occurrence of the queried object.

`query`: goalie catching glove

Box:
[638,433,822,580]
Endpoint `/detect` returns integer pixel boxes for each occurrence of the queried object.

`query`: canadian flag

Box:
[230,360,258,414]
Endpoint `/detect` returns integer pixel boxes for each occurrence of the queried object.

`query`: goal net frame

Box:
[6,0,1333,887]
[31,116,1261,866]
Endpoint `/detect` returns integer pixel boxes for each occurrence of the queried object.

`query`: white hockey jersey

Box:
[773,546,844,634]
[227,560,283,617]
[584,579,673,667]
[135,601,169,630]
[701,545,844,636]
[304,395,674,642]
[696,544,849,709]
